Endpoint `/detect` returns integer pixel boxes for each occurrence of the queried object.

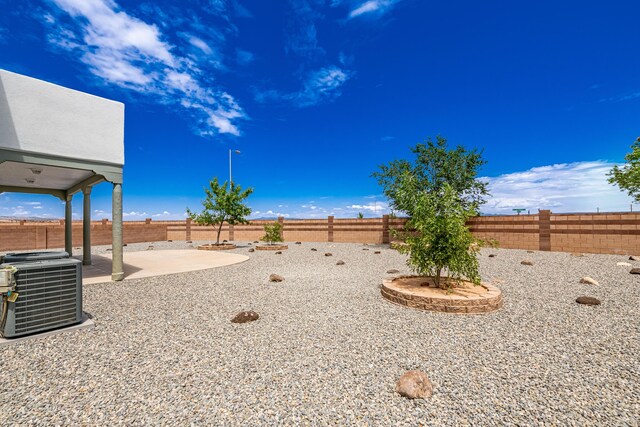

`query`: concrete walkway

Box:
[82,249,249,284]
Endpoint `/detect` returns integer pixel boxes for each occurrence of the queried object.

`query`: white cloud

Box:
[123,211,148,217]
[152,211,171,217]
[256,65,352,108]
[45,0,246,136]
[348,0,400,19]
[482,161,634,214]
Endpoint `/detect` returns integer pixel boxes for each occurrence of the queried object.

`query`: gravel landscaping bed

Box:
[1,242,638,425]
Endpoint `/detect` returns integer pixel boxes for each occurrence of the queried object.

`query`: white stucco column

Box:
[65,194,73,256]
[111,183,124,281]
[82,187,92,265]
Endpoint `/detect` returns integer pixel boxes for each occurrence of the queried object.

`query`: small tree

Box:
[608,137,640,203]
[260,221,283,245]
[186,177,253,245]
[373,137,488,289]
[357,212,364,219]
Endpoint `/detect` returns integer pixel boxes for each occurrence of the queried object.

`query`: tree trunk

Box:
[216,221,224,245]
[435,267,443,289]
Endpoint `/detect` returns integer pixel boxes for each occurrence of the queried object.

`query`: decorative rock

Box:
[629,256,639,261]
[629,268,640,275]
[106,248,112,252]
[186,240,192,244]
[570,253,584,257]
[325,253,333,257]
[311,248,317,251]
[231,311,259,323]
[579,277,599,285]
[168,239,173,242]
[223,240,228,243]
[269,274,284,282]
[295,242,302,245]
[576,296,601,306]
[374,251,381,254]
[336,260,345,265]
[147,246,154,250]
[275,251,282,255]
[617,262,632,267]
[395,370,433,400]
[527,250,534,253]
[387,269,400,274]
[248,242,252,245]
[488,254,496,258]
[363,248,369,251]
[253,241,259,243]
[248,248,255,253]
[521,260,533,266]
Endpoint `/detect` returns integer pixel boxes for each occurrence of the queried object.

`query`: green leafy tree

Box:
[608,137,640,203]
[186,177,253,245]
[357,212,364,219]
[260,221,283,245]
[373,137,488,289]
[372,136,489,216]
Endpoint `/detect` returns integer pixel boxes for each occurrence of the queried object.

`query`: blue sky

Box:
[0,0,639,220]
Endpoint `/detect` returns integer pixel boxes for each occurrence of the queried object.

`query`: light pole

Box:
[229,149,240,187]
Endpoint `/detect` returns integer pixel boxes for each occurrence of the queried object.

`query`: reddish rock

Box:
[231,311,259,323]
[336,260,345,265]
[374,251,381,254]
[269,274,284,282]
[325,253,333,257]
[387,269,400,274]
[311,248,317,251]
[630,268,640,275]
[248,248,255,253]
[521,260,533,266]
[395,370,433,399]
[576,296,601,306]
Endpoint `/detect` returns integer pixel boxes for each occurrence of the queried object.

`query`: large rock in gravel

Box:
[629,256,639,261]
[617,262,632,267]
[248,248,255,253]
[336,260,345,265]
[576,296,601,306]
[363,248,369,251]
[275,251,282,255]
[295,241,302,245]
[231,311,259,323]
[630,268,640,275]
[488,254,496,258]
[395,370,433,400]
[521,260,533,266]
[269,274,284,282]
[579,277,598,285]
[387,269,400,274]
[570,253,584,257]
[325,253,333,257]
[374,251,381,254]
[311,248,317,252]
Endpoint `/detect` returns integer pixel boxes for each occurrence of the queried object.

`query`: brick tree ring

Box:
[381,276,503,314]
[197,243,237,251]
[255,244,289,251]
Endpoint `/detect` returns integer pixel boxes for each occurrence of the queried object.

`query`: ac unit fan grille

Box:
[13,265,79,334]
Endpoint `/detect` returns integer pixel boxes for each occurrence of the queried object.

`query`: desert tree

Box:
[372,136,489,288]
[608,137,640,203]
[260,221,283,245]
[186,177,253,245]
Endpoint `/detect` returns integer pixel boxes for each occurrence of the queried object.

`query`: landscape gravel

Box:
[1,241,639,426]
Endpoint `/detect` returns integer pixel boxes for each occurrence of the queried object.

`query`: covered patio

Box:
[0,69,125,280]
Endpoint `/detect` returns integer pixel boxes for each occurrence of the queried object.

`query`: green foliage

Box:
[608,137,640,203]
[186,177,253,245]
[260,221,283,245]
[477,238,500,249]
[372,136,489,216]
[374,137,488,289]
[357,212,364,219]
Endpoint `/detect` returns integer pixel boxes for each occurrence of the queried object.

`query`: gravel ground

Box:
[1,241,639,426]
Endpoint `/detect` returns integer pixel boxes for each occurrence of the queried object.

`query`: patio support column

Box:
[64,193,73,256]
[82,186,92,265]
[111,183,124,281]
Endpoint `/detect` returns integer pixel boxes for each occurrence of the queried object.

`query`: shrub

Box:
[261,221,283,245]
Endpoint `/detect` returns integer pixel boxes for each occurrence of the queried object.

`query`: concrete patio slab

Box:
[82,249,249,284]
[0,313,95,347]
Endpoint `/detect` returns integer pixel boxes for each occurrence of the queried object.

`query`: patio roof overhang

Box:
[0,69,125,281]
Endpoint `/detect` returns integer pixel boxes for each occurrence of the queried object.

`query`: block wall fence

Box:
[2,210,640,255]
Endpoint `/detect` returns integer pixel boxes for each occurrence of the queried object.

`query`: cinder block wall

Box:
[2,212,640,255]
